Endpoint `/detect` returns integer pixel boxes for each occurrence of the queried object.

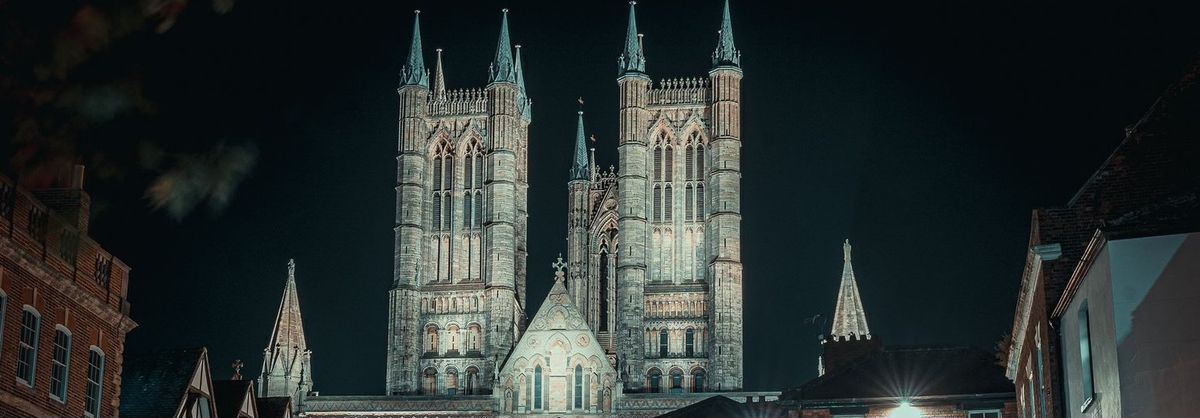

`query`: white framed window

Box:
[16,305,41,387]
[85,346,105,417]
[967,410,1001,418]
[50,325,72,402]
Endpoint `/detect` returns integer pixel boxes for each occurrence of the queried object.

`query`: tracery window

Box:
[652,132,674,223]
[462,140,484,282]
[431,139,454,282]
[685,132,705,222]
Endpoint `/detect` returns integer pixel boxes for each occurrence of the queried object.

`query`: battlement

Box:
[649,77,710,106]
[428,88,488,116]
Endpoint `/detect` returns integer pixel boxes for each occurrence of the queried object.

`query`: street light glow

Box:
[889,401,922,418]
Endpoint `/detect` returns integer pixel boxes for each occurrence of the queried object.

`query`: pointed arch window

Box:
[664,185,673,221]
[652,186,662,223]
[574,364,584,409]
[463,140,484,230]
[431,140,454,283]
[534,365,544,410]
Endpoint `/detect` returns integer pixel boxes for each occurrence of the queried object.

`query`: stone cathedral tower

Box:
[387,9,532,396]
[565,0,744,393]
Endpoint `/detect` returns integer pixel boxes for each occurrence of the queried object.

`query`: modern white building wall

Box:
[1059,232,1200,418]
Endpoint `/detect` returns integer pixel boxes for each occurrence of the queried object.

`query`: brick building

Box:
[1005,60,1200,418]
[0,167,137,417]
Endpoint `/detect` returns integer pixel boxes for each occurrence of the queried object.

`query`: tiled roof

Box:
[656,395,786,418]
[119,348,205,418]
[256,397,293,418]
[783,346,1013,401]
[213,380,253,418]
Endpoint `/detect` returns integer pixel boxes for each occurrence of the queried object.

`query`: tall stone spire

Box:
[514,44,532,120]
[400,10,428,88]
[830,240,871,340]
[617,1,645,74]
[258,259,313,407]
[570,109,588,181]
[431,48,446,101]
[712,0,740,67]
[488,9,516,84]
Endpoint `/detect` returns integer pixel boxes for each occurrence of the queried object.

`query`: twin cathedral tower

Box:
[386,1,743,397]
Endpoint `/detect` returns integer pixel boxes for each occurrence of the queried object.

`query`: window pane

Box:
[665,148,673,182]
[17,309,39,385]
[51,330,70,400]
[86,350,104,416]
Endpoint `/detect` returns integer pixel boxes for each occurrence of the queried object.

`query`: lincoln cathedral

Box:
[258,1,768,417]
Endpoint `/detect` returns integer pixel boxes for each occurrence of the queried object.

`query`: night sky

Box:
[6,0,1200,395]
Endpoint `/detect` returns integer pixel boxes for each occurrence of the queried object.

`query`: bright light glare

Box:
[889,401,922,418]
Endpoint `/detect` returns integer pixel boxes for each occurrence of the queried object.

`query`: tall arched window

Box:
[423,368,438,395]
[598,246,610,332]
[574,364,584,409]
[670,369,684,393]
[425,325,439,354]
[445,367,458,395]
[85,347,104,417]
[431,140,454,282]
[467,323,482,352]
[465,367,479,395]
[685,328,695,357]
[50,325,71,402]
[16,306,41,386]
[447,324,460,354]
[664,146,674,182]
[664,185,673,221]
[653,146,663,181]
[647,368,662,393]
[696,185,705,220]
[659,330,669,357]
[692,369,706,393]
[534,366,543,410]
[652,186,662,223]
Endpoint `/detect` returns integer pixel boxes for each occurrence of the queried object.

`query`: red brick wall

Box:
[0,175,133,418]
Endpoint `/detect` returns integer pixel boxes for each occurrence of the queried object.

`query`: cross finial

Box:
[232,359,244,380]
[552,254,567,281]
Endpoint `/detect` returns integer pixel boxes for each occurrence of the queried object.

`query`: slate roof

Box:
[257,396,293,418]
[783,346,1013,402]
[120,348,206,418]
[213,380,253,418]
[656,395,787,418]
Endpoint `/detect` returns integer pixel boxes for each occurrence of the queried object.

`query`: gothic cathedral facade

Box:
[566,1,744,393]
[383,0,743,403]
[386,9,533,396]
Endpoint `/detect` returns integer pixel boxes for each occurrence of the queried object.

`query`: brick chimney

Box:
[30,165,91,235]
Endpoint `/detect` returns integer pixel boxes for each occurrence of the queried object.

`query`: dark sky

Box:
[17,0,1200,395]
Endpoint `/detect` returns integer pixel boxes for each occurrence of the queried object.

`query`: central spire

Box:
[570,108,589,181]
[830,240,871,340]
[489,9,516,84]
[400,10,428,88]
[618,1,646,74]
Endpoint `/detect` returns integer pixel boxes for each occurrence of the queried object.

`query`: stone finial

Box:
[552,254,566,280]
[232,359,244,380]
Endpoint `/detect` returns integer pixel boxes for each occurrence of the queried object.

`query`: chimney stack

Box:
[31,164,91,235]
